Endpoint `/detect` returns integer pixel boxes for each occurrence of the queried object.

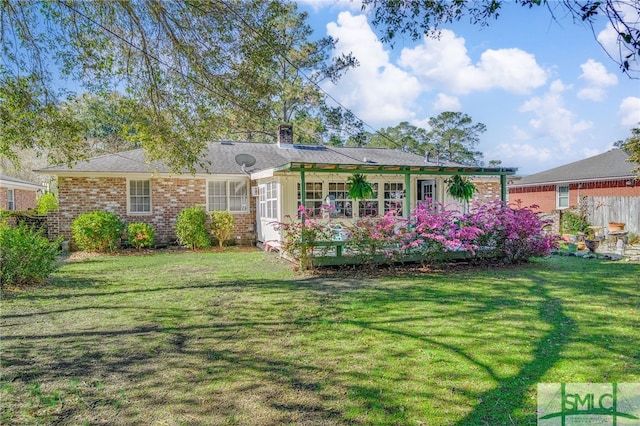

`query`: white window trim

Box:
[207,179,250,214]
[127,179,152,215]
[259,181,278,220]
[557,185,569,209]
[7,189,15,210]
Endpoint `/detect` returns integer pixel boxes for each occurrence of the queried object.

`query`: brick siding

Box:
[52,176,256,247]
[471,180,502,204]
[509,179,640,213]
[0,187,38,211]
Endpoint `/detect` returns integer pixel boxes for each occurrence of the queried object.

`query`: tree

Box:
[619,125,640,176]
[67,93,143,155]
[362,0,639,77]
[366,121,435,155]
[217,3,357,144]
[0,74,85,167]
[0,1,356,170]
[425,112,486,165]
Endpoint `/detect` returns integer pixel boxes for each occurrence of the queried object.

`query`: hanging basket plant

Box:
[446,174,477,202]
[348,173,375,201]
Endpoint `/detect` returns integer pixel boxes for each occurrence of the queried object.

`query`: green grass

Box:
[1,250,638,425]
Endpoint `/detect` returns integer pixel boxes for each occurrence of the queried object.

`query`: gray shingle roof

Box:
[0,174,44,189]
[512,149,637,186]
[36,142,466,175]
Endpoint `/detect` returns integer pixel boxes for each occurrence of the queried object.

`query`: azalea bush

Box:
[273,206,332,269]
[466,200,559,263]
[346,214,403,262]
[274,199,557,267]
[127,222,155,251]
[72,211,124,252]
[400,200,483,261]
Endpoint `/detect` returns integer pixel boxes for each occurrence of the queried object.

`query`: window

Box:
[557,185,569,209]
[129,180,151,213]
[327,182,352,218]
[297,182,323,217]
[259,181,278,219]
[208,180,248,213]
[384,182,404,216]
[359,183,379,217]
[6,189,15,210]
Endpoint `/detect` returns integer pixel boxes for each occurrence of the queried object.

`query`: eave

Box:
[272,162,518,176]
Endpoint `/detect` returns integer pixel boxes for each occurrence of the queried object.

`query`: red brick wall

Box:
[471,180,502,204]
[508,185,557,212]
[509,179,640,213]
[53,176,256,246]
[0,187,38,211]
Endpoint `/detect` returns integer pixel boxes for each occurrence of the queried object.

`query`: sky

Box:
[296,0,640,176]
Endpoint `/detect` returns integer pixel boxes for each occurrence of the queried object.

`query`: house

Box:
[37,125,517,247]
[508,149,640,233]
[0,174,45,211]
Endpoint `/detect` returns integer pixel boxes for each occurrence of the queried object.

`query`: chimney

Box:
[277,124,293,148]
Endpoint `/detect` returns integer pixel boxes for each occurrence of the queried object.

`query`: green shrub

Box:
[210,211,234,248]
[71,211,124,252]
[36,193,58,214]
[127,222,155,251]
[560,210,590,234]
[0,223,61,288]
[175,206,210,249]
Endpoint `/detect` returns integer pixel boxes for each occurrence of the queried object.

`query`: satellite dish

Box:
[235,153,256,174]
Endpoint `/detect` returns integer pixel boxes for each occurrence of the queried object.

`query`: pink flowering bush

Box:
[274,199,557,267]
[466,200,559,263]
[346,213,405,262]
[400,200,483,261]
[273,206,332,269]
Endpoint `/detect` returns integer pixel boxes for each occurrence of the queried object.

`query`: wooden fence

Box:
[585,196,640,235]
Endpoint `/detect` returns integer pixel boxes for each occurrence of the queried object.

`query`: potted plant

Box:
[348,173,375,218]
[446,174,476,212]
[560,210,590,236]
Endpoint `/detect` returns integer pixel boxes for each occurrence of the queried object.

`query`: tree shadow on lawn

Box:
[2,257,637,424]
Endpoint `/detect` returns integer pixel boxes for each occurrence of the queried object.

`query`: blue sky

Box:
[297,0,640,175]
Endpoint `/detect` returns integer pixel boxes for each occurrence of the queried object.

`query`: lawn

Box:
[1,250,638,425]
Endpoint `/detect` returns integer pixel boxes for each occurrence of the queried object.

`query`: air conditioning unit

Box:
[251,186,259,197]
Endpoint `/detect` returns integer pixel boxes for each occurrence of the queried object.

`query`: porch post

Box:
[500,174,507,202]
[404,172,411,217]
[300,170,306,223]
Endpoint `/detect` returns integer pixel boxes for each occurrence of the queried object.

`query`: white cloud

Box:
[492,143,553,163]
[433,93,461,111]
[577,59,618,101]
[398,29,547,95]
[410,117,432,130]
[519,79,593,152]
[618,97,640,127]
[324,12,421,127]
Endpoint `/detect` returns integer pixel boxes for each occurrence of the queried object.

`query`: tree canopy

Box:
[362,0,639,77]
[0,0,356,171]
[619,125,640,176]
[425,112,486,166]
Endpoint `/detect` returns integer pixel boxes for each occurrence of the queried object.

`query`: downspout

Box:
[500,174,507,202]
